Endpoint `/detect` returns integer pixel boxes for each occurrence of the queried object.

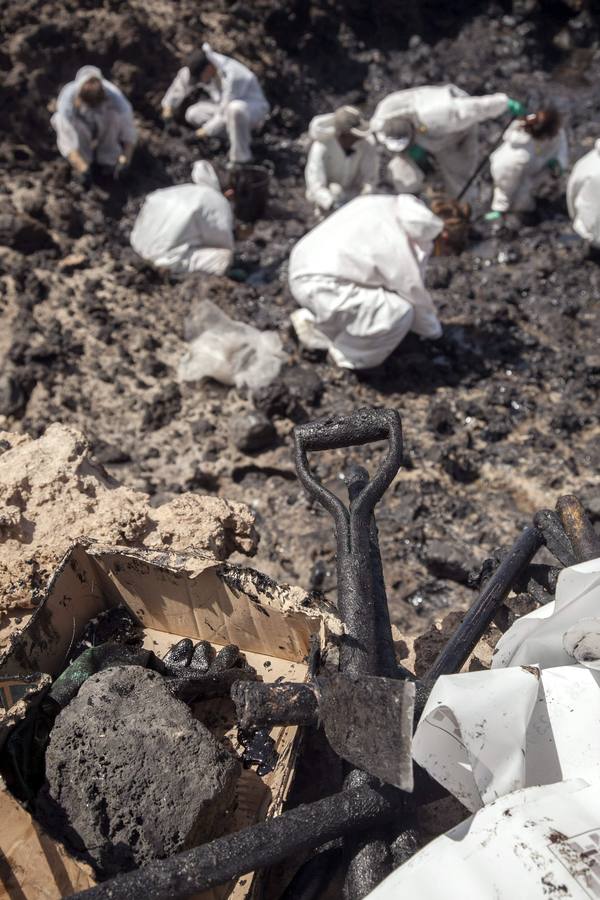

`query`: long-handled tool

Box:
[456,115,516,202]
[294,408,409,899]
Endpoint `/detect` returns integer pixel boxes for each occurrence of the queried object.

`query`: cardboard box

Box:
[0,543,339,899]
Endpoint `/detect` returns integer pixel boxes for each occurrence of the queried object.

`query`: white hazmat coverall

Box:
[567,141,600,245]
[130,161,234,275]
[288,194,444,369]
[51,65,137,167]
[371,85,509,198]
[305,113,378,213]
[490,120,569,212]
[161,43,270,163]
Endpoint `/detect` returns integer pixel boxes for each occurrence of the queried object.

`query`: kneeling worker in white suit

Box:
[371,85,525,199]
[52,65,137,183]
[567,140,600,247]
[305,106,378,215]
[289,194,444,370]
[161,44,270,164]
[487,107,568,219]
[130,161,234,275]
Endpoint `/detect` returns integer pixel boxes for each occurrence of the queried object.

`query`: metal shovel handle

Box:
[294,408,403,545]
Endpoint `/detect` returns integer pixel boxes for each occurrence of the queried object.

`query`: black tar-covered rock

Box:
[39,665,240,879]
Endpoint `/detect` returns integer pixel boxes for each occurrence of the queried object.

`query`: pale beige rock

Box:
[0,424,258,617]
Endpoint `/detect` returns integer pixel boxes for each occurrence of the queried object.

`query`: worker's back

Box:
[131,183,233,263]
[568,141,600,243]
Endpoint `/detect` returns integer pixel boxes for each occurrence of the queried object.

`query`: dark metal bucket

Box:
[231,164,271,223]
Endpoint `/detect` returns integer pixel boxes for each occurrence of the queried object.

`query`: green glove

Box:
[507,98,526,116]
[547,157,563,175]
[408,144,427,164]
[484,210,503,221]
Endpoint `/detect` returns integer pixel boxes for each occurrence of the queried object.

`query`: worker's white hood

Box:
[74,65,103,89]
[191,160,221,190]
[395,194,444,244]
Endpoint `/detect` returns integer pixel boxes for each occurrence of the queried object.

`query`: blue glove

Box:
[484,210,503,221]
[547,158,563,176]
[507,98,526,116]
[408,144,427,164]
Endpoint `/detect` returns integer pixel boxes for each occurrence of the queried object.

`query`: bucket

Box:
[231,164,271,223]
[430,193,471,256]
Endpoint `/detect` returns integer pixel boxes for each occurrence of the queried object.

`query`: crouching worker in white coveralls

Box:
[371,85,525,199]
[305,106,378,215]
[161,44,270,165]
[288,194,444,370]
[130,162,234,276]
[51,66,137,184]
[567,140,600,248]
[487,108,568,220]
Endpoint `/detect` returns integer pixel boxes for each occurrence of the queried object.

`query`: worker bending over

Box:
[161,44,270,165]
[567,141,600,248]
[288,194,444,370]
[130,161,234,275]
[487,108,568,219]
[52,65,137,184]
[371,85,525,199]
[305,106,378,215]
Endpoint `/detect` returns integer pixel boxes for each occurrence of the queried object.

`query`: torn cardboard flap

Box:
[0,543,339,900]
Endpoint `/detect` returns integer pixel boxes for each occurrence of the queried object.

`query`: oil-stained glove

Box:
[507,98,526,116]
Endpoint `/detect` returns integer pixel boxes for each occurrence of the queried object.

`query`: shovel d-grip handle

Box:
[294,408,402,551]
[294,408,403,678]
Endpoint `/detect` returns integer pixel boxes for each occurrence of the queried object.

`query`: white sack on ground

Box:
[567,140,600,246]
[288,194,443,369]
[366,779,600,900]
[412,558,600,811]
[178,299,284,391]
[130,162,234,275]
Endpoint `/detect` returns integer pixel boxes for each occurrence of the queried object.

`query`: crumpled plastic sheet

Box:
[412,558,600,812]
[366,779,600,899]
[178,299,285,392]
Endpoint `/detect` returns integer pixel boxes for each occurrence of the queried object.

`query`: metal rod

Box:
[455,115,516,201]
[533,509,577,567]
[70,783,403,900]
[556,495,600,563]
[423,525,543,686]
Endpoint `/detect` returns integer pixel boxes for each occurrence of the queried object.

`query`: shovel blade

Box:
[317,673,415,791]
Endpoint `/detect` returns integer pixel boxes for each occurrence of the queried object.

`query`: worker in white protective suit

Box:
[288,194,444,370]
[305,106,378,215]
[567,140,600,247]
[487,108,568,219]
[161,44,270,165]
[371,85,525,199]
[51,65,137,185]
[130,161,234,275]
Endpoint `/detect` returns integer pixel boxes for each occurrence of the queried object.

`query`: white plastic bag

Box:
[412,558,600,811]
[366,779,600,899]
[178,300,285,391]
